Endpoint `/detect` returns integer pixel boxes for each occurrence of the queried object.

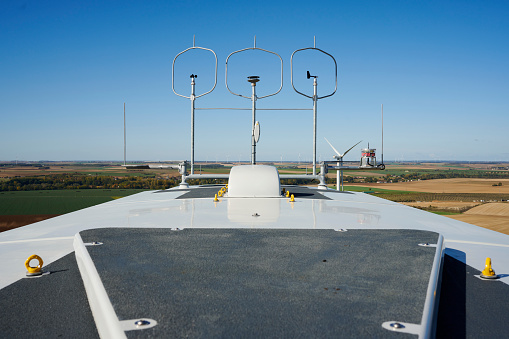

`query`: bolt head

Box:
[390,322,405,329]
[135,320,150,327]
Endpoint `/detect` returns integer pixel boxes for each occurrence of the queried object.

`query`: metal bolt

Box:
[390,322,405,329]
[252,213,260,217]
[135,320,150,327]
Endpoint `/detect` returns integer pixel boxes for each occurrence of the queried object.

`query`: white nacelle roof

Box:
[228,165,281,198]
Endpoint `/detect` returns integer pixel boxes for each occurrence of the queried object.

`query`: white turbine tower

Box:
[324,138,362,191]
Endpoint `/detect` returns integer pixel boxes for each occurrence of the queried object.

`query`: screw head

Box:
[390,322,405,329]
[135,320,150,327]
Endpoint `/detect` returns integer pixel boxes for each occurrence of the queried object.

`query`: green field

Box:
[0,189,146,215]
[429,211,462,215]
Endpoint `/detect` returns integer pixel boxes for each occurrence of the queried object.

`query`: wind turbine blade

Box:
[324,137,342,157]
[343,140,363,157]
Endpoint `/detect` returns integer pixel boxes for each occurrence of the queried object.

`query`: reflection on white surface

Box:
[228,198,281,224]
[315,200,381,226]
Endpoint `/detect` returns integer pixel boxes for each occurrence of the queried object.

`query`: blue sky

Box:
[1,0,508,162]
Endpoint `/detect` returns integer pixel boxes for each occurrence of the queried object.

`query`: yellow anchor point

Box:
[214,194,219,202]
[218,190,223,197]
[290,194,295,202]
[286,190,290,198]
[25,254,43,276]
[480,257,498,279]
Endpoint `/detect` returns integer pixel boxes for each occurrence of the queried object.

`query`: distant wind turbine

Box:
[324,138,362,191]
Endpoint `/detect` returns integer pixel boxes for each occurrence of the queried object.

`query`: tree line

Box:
[1,174,227,191]
[0,174,326,191]
[3,169,507,192]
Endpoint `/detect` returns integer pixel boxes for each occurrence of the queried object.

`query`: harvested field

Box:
[447,215,509,234]
[352,178,509,193]
[402,201,480,213]
[444,202,509,235]
[0,165,180,178]
[463,202,509,216]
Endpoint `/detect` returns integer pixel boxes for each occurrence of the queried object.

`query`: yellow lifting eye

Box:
[25,254,43,274]
[290,194,295,202]
[286,190,290,197]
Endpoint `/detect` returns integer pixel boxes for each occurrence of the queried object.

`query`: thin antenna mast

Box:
[123,102,126,166]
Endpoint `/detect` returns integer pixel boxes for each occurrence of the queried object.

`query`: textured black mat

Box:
[0,252,99,338]
[81,228,439,338]
[437,251,509,338]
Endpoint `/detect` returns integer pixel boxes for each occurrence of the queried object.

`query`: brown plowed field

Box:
[0,215,60,232]
[352,178,509,193]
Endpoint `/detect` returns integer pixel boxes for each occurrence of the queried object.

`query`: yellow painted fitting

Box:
[25,254,43,274]
[214,194,219,202]
[221,187,226,193]
[225,184,228,189]
[481,257,496,278]
[290,194,295,202]
[218,190,223,197]
[286,190,290,197]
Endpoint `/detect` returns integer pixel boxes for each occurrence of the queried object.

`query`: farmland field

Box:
[0,189,145,215]
[348,178,509,194]
[0,189,145,231]
[0,164,180,178]
[402,201,480,212]
[446,203,509,235]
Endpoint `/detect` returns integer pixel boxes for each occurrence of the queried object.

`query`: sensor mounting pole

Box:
[225,38,283,165]
[290,39,337,177]
[190,74,197,174]
[172,37,218,176]
[312,76,318,175]
[248,76,260,164]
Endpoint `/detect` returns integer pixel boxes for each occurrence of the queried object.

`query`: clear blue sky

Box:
[1,0,508,162]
